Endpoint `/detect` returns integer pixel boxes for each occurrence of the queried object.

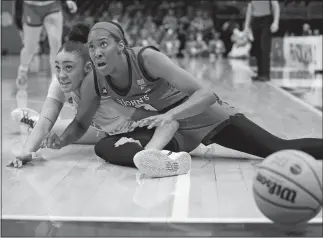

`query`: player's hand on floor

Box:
[7,152,33,168]
[136,113,174,129]
[41,133,63,149]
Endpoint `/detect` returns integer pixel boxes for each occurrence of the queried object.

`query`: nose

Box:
[58,70,67,80]
[95,49,103,59]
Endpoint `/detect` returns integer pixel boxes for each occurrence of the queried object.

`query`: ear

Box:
[118,40,125,52]
[84,61,93,74]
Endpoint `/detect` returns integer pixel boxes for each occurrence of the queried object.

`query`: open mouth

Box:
[60,82,71,86]
[97,62,107,68]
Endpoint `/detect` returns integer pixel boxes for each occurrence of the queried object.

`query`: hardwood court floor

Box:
[1,56,322,236]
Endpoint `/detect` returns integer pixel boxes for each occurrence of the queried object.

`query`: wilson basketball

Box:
[252,150,322,224]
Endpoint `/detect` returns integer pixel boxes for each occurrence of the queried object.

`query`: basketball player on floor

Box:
[244,0,280,81]
[8,24,192,178]
[14,0,77,88]
[41,22,322,175]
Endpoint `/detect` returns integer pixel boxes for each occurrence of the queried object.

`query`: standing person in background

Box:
[244,0,280,82]
[14,0,77,89]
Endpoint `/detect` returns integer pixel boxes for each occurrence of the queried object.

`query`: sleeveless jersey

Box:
[94,46,239,142]
[47,74,136,135]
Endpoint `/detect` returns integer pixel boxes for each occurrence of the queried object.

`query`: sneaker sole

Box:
[133,149,191,178]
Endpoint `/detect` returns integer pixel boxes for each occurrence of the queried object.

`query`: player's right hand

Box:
[41,132,64,149]
[7,152,33,168]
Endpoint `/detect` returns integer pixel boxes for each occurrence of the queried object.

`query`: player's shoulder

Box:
[137,46,164,67]
[80,67,96,94]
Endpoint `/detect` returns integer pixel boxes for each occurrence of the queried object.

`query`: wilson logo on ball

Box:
[256,173,297,204]
[290,164,302,175]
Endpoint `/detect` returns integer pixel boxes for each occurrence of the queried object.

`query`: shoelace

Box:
[20,110,35,131]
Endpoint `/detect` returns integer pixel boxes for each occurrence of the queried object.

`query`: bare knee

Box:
[21,37,39,56]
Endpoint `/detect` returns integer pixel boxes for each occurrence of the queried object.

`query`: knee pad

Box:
[94,137,144,168]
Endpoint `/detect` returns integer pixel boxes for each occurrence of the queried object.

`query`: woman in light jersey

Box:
[8,24,193,176]
[83,21,321,164]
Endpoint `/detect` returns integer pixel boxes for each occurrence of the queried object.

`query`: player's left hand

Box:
[66,0,78,14]
[270,22,279,33]
[136,113,174,129]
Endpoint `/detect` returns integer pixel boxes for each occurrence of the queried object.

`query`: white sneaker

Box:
[11,108,39,132]
[133,149,191,178]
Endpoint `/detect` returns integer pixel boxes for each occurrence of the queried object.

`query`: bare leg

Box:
[17,24,42,87]
[43,11,63,80]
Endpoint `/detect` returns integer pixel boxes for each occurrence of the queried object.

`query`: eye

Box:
[88,44,94,51]
[66,65,72,71]
[55,65,60,71]
[100,42,107,47]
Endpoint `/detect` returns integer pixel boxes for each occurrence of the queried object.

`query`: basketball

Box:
[252,150,322,224]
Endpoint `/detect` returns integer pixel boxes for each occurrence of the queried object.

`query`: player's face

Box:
[55,51,85,93]
[87,29,119,76]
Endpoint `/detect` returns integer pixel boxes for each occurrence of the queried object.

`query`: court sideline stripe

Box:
[2,214,322,223]
[243,63,322,117]
[169,172,191,221]
[267,82,322,117]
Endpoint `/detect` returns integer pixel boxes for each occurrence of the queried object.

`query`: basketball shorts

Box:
[23,1,62,27]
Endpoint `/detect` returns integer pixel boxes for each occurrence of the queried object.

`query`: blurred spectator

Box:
[208,30,225,61]
[313,29,320,36]
[99,11,111,22]
[159,28,180,57]
[186,32,208,58]
[137,29,150,47]
[220,19,240,57]
[163,9,178,30]
[176,22,188,58]
[191,10,204,32]
[137,29,158,48]
[84,15,95,27]
[127,0,144,13]
[302,23,312,36]
[228,28,252,59]
[143,15,157,33]
[108,1,123,20]
[132,10,144,27]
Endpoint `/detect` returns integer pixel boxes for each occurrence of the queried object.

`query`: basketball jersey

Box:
[47,75,136,135]
[94,46,239,142]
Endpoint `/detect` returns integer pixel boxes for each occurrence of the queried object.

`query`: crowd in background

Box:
[35,0,322,62]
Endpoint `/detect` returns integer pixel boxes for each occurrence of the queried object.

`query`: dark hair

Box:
[106,21,129,46]
[57,23,91,60]
[68,23,90,43]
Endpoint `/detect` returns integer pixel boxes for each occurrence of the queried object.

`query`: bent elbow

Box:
[76,119,90,134]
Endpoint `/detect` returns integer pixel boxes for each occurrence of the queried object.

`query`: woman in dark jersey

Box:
[45,22,322,176]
